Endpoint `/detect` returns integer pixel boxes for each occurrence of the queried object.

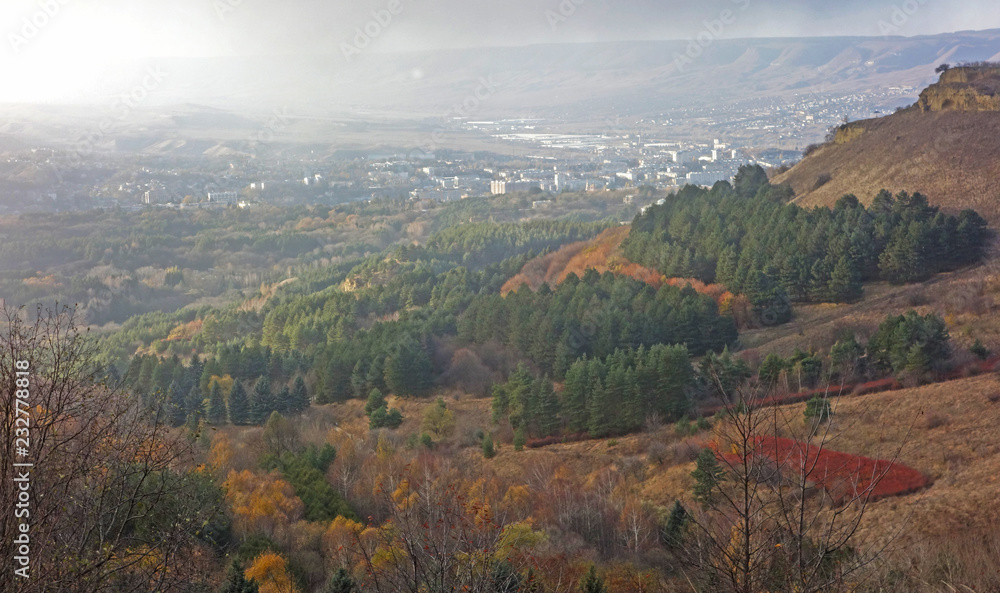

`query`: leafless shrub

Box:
[906,288,930,307]
[924,411,950,429]
[644,411,664,432]
[437,348,493,396]
[0,305,221,593]
[647,441,668,465]
[670,439,702,464]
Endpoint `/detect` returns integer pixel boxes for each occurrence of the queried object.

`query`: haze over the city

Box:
[3,0,1000,104]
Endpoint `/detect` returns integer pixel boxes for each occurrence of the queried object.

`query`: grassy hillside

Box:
[775,65,1000,223]
[737,253,1000,361]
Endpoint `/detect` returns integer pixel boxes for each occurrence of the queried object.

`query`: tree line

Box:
[623,166,989,322]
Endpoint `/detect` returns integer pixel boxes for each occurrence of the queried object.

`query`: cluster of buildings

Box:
[0,84,918,215]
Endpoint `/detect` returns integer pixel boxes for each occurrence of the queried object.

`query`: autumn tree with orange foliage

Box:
[245,551,298,593]
[326,457,544,593]
[224,470,304,541]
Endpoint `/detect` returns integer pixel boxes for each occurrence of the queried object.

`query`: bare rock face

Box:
[917,65,1000,112]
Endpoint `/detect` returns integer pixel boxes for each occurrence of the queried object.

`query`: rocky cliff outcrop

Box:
[917,65,1000,112]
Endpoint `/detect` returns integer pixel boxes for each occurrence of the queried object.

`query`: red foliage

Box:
[715,436,929,505]
[851,377,902,396]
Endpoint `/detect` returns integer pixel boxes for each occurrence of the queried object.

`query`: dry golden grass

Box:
[740,254,1000,358]
[815,374,1000,541]
[774,108,1000,225]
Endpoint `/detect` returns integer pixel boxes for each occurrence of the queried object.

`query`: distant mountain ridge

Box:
[12,30,1000,120]
[775,63,1000,223]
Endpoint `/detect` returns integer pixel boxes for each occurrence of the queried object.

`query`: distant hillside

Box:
[10,30,1000,120]
[775,63,1000,223]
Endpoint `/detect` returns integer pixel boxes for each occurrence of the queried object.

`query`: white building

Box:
[207,191,238,205]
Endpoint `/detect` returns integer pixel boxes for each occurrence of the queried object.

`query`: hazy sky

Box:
[1,0,996,101]
[2,0,998,63]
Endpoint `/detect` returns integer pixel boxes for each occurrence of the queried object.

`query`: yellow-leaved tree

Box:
[245,552,297,593]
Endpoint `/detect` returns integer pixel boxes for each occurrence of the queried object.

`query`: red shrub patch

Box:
[714,436,929,505]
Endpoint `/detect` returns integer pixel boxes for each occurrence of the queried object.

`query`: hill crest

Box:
[917,63,1000,112]
[775,62,1000,223]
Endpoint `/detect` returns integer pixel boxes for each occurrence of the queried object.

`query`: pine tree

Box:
[580,565,607,593]
[350,360,367,398]
[513,427,526,452]
[904,343,931,382]
[186,353,204,395]
[563,360,590,433]
[536,376,561,437]
[365,388,386,416]
[206,381,227,425]
[166,380,186,427]
[657,345,695,420]
[586,376,612,438]
[228,380,250,425]
[291,376,310,413]
[275,385,292,415]
[828,255,863,302]
[602,363,627,434]
[185,384,204,421]
[384,337,433,397]
[491,382,510,425]
[661,500,690,549]
[366,355,387,393]
[324,568,357,593]
[621,368,642,433]
[804,396,833,422]
[250,376,274,425]
[692,448,727,508]
[758,353,786,386]
[319,357,349,404]
[830,335,864,380]
[152,360,173,393]
[879,226,922,284]
[200,357,222,395]
[219,560,259,593]
[971,339,990,361]
[124,355,144,389]
[481,433,496,459]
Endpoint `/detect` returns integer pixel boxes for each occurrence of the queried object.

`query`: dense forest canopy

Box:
[623,166,989,323]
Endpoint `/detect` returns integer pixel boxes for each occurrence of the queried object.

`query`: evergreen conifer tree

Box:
[291,376,310,412]
[219,560,259,593]
[250,376,274,424]
[206,381,227,425]
[324,568,357,593]
[166,380,186,427]
[228,380,250,425]
[692,448,727,508]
